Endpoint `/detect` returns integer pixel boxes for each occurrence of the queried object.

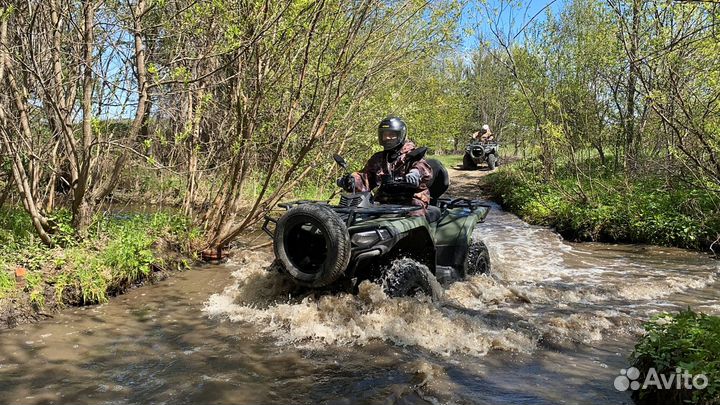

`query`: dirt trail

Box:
[445,165,495,199]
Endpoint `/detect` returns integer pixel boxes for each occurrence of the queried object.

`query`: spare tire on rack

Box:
[273,204,351,287]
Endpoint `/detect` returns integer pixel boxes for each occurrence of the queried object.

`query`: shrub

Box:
[486,160,720,250]
[631,309,720,405]
[0,262,15,299]
[102,230,156,285]
[0,209,196,308]
[25,271,45,308]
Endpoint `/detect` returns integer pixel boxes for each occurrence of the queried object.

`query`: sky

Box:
[458,0,568,52]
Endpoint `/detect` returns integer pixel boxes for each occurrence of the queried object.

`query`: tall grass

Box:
[0,208,198,307]
[487,159,720,250]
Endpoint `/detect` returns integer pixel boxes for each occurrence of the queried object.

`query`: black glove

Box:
[336,174,354,191]
[404,169,421,187]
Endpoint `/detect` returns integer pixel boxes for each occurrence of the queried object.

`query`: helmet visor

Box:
[379,130,402,149]
[380,130,399,146]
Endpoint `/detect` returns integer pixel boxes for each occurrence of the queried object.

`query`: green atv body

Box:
[263,151,491,298]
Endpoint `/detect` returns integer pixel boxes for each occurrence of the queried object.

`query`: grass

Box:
[486,158,720,250]
[428,154,463,168]
[0,263,15,299]
[0,208,199,308]
[25,271,45,307]
[631,309,720,405]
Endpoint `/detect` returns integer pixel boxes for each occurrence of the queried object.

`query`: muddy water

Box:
[1,177,718,404]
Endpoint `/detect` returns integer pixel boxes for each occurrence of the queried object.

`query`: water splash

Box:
[205,205,719,354]
[204,253,533,356]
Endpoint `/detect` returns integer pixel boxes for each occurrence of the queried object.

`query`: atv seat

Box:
[426,158,449,206]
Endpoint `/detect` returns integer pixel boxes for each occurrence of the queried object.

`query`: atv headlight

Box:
[351,229,392,247]
[351,231,379,247]
[377,229,391,240]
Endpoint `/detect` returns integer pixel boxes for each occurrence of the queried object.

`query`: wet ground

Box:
[0,167,717,404]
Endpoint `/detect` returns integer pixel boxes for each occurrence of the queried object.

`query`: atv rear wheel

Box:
[274,204,351,287]
[487,153,498,170]
[462,152,477,170]
[465,236,491,276]
[381,260,443,301]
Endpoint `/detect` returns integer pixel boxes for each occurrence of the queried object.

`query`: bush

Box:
[486,160,720,250]
[0,208,197,308]
[0,262,15,299]
[631,309,720,405]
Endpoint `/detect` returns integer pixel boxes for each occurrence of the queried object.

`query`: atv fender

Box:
[434,208,486,279]
[345,216,436,278]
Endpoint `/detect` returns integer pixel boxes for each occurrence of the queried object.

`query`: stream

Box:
[1,170,718,405]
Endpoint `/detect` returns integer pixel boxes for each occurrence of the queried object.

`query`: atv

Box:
[262,148,491,299]
[462,140,500,170]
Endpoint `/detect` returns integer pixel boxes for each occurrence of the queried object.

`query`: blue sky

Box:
[458,0,567,51]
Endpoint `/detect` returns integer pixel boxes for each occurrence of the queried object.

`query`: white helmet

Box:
[481,124,491,134]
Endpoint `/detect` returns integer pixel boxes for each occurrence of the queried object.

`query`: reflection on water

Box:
[0,203,717,404]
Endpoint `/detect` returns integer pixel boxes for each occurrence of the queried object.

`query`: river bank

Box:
[484,158,720,254]
[0,209,198,329]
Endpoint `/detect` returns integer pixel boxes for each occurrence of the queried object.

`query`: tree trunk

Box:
[90,0,150,205]
[1,15,53,245]
[72,0,96,232]
[624,0,640,173]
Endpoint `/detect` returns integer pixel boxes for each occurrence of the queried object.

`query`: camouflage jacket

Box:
[351,141,433,208]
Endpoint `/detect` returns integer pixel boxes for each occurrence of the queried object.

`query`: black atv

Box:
[263,148,492,299]
[462,141,500,170]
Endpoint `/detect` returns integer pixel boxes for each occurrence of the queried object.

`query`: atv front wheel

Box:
[274,204,351,287]
[465,236,491,276]
[462,152,477,170]
[381,260,443,301]
[487,154,498,170]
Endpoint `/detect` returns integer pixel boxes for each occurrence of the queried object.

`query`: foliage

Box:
[468,0,720,253]
[0,208,197,308]
[0,262,14,299]
[488,160,720,250]
[25,271,44,307]
[631,309,720,405]
[55,248,109,305]
[0,209,37,250]
[2,0,718,256]
[101,217,161,284]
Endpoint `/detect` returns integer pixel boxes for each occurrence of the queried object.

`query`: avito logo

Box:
[614,367,708,392]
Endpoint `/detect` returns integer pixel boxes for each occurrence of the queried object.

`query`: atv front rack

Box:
[262,198,491,238]
[331,205,421,227]
[436,197,491,212]
[277,200,330,209]
[262,201,422,237]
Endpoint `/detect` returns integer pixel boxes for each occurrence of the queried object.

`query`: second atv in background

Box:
[463,124,500,170]
[463,140,500,170]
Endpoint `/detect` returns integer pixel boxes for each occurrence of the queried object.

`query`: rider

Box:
[472,124,494,142]
[337,116,433,216]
